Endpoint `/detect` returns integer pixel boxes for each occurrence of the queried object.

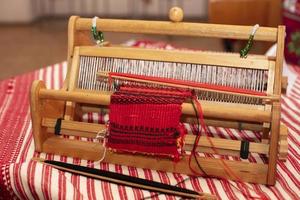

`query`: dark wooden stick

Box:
[33,158,216,199]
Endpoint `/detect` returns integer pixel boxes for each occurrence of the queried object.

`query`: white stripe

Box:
[198,178,211,196]
[9,164,22,199]
[281,105,300,131]
[138,169,152,199]
[34,162,46,200]
[50,163,61,199]
[78,176,89,199]
[54,63,60,89]
[62,171,76,200]
[15,112,32,162]
[259,185,277,200]
[47,66,53,88]
[94,179,103,200]
[23,140,35,162]
[108,163,122,200]
[282,97,300,114]
[212,180,230,200]
[92,112,99,123]
[38,68,44,80]
[122,166,135,199]
[278,163,300,194]
[18,162,34,199]
[286,129,300,152]
[274,179,293,200]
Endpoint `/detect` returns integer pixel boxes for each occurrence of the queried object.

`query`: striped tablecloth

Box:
[0,42,299,200]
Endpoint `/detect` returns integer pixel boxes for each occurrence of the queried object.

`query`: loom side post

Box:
[64,16,80,90]
[65,47,81,120]
[30,80,66,152]
[267,25,285,185]
[30,80,51,152]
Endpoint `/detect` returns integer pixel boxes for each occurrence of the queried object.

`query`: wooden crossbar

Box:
[79,46,274,70]
[42,118,270,155]
[39,89,272,123]
[75,18,278,42]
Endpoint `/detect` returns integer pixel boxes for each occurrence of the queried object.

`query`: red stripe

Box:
[58,156,67,200]
[281,109,300,132]
[268,179,286,200]
[128,166,144,199]
[13,163,28,199]
[27,161,39,199]
[9,73,35,163]
[189,176,203,194]
[281,119,300,151]
[142,169,160,200]
[281,93,300,109]
[100,162,113,199]
[205,178,222,199]
[172,173,187,200]
[115,164,128,200]
[289,92,300,101]
[217,180,236,200]
[282,97,300,117]
[157,171,174,199]
[252,184,271,200]
[71,158,81,200]
[276,171,299,199]
[278,160,300,189]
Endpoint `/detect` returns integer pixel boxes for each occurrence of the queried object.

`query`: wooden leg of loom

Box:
[31,80,66,152]
[278,124,288,161]
[31,80,48,152]
[267,102,281,185]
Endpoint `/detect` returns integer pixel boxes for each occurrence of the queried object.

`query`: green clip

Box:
[240,24,259,58]
[91,17,104,45]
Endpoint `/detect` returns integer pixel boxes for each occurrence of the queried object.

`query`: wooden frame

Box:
[30,10,286,186]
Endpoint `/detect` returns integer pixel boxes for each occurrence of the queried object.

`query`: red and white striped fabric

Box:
[0,41,300,200]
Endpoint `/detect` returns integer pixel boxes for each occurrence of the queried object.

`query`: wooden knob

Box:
[169,7,184,22]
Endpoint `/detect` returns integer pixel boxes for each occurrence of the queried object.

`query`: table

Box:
[0,41,299,200]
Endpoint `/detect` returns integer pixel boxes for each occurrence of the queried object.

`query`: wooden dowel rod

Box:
[39,89,272,123]
[97,71,279,102]
[182,117,263,131]
[75,18,278,42]
[42,118,269,155]
[76,106,264,131]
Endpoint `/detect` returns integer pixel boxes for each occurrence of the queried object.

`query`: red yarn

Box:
[107,85,191,160]
[108,72,267,96]
[190,96,268,200]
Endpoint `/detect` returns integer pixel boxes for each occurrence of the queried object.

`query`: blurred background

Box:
[0,0,298,80]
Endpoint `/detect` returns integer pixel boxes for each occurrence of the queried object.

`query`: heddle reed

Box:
[30,7,287,186]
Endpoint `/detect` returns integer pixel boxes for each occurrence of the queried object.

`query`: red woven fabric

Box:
[107,85,191,160]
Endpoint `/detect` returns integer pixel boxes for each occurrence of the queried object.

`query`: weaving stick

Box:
[32,158,216,200]
[97,71,280,103]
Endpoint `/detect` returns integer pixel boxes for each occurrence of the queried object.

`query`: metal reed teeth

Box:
[77,56,267,105]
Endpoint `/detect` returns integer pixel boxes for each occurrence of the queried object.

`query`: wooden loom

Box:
[30,8,287,186]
